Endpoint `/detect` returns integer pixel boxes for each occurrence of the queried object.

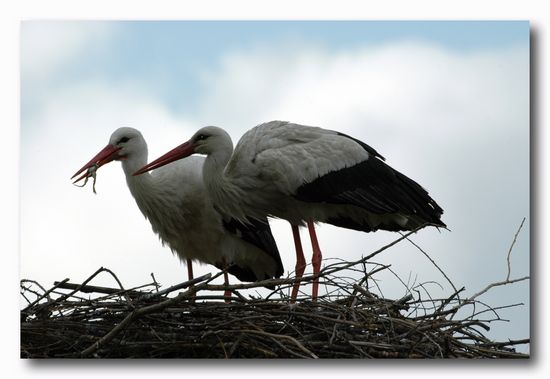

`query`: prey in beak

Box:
[71,144,122,194]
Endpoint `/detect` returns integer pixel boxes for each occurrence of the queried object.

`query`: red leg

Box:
[290,224,306,303]
[223,270,231,303]
[186,259,195,303]
[222,258,231,303]
[186,258,194,281]
[307,221,322,301]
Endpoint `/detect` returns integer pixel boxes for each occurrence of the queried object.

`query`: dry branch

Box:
[21,226,529,359]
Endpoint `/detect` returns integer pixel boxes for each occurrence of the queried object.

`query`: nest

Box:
[20,229,530,359]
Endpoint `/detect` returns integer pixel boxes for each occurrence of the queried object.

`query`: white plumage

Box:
[134,121,445,301]
[215,122,378,224]
[72,127,284,290]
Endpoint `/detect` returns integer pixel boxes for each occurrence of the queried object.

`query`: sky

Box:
[19,20,530,352]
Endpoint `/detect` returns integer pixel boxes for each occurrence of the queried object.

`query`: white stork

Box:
[71,127,284,300]
[133,121,446,301]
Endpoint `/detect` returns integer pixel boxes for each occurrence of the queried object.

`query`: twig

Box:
[453,276,530,312]
[222,329,319,359]
[506,218,526,281]
[52,281,144,296]
[79,283,205,357]
[45,267,131,309]
[150,273,160,292]
[20,220,530,359]
[400,232,458,295]
[21,278,70,314]
[140,273,212,300]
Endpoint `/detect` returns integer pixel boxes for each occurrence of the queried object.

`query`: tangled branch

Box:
[20,223,529,358]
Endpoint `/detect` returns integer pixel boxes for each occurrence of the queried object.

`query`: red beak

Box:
[133,140,195,176]
[71,144,121,183]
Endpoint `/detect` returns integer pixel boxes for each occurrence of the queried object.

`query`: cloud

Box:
[197,41,527,139]
[21,21,115,85]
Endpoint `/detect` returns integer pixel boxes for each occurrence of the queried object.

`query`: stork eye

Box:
[117,137,130,144]
[196,134,209,141]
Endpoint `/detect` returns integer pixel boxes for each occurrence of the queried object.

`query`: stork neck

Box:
[203,148,231,194]
[202,147,246,220]
[122,157,145,177]
[121,154,154,197]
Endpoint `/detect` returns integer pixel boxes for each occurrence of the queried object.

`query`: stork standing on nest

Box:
[134,121,446,301]
[72,127,284,300]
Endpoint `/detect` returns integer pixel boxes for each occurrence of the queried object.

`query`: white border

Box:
[3,0,546,377]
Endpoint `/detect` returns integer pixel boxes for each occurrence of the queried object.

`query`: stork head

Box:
[133,126,233,176]
[71,127,147,183]
[190,126,233,155]
[107,127,147,161]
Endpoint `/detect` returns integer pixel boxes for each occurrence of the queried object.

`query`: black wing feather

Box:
[336,132,386,161]
[221,217,284,282]
[295,134,445,229]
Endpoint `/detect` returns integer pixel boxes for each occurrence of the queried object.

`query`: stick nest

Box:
[20,231,529,359]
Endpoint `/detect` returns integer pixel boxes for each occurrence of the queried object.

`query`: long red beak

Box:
[133,140,195,176]
[71,144,121,183]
